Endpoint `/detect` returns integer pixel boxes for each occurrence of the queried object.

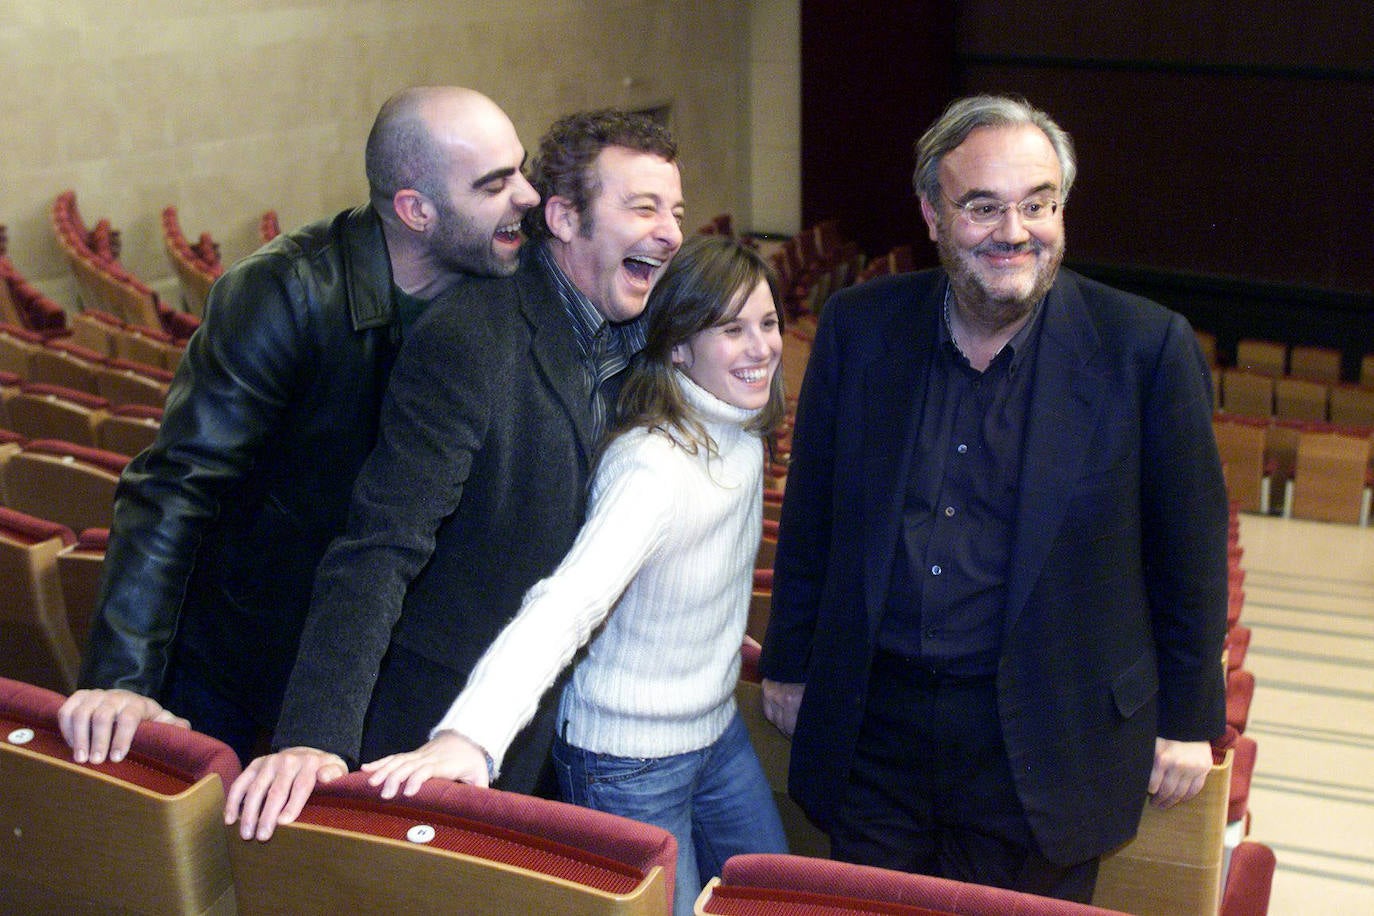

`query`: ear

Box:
[544,196,580,243]
[671,341,692,368]
[393,190,435,233]
[918,195,941,243]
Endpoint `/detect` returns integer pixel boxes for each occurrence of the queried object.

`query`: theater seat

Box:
[0,438,127,533]
[1220,841,1276,916]
[56,526,109,650]
[0,508,79,692]
[0,676,241,914]
[1282,426,1373,525]
[697,853,1131,915]
[96,404,163,456]
[5,382,111,446]
[228,771,677,915]
[1092,746,1234,915]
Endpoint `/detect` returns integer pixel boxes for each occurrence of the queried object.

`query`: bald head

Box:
[365,86,511,209]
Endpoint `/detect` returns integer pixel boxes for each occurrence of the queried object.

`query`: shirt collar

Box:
[940,281,1045,371]
[534,241,647,358]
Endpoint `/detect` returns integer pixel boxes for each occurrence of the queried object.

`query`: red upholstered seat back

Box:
[304,772,677,897]
[707,854,1131,915]
[0,675,241,793]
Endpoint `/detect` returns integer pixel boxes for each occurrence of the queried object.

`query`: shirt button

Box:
[944,506,956,517]
[956,443,968,454]
[931,565,942,576]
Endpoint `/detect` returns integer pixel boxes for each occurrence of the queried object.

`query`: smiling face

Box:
[548,146,685,323]
[920,123,1066,327]
[672,279,783,410]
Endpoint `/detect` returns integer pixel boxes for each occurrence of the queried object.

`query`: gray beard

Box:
[938,235,1063,331]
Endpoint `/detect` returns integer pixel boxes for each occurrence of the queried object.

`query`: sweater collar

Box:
[675,369,764,433]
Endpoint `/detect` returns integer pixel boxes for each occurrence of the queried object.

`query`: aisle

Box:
[1234,513,1374,914]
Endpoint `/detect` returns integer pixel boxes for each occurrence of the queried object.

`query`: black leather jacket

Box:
[79,205,405,727]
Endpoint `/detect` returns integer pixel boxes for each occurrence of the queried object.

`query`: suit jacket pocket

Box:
[1110,652,1158,720]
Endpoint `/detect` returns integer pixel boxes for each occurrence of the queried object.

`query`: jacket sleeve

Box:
[1141,312,1230,741]
[78,253,316,696]
[270,296,505,763]
[758,298,844,685]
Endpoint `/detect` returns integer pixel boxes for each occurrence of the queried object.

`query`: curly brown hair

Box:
[524,109,678,240]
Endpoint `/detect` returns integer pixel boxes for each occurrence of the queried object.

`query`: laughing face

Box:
[549,146,685,323]
[427,102,539,278]
[673,279,783,411]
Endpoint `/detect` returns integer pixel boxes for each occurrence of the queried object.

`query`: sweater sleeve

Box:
[431,435,675,773]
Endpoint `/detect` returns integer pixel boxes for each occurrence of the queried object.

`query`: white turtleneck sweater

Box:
[432,373,764,771]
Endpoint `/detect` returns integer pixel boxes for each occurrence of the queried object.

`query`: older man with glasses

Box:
[758,95,1229,903]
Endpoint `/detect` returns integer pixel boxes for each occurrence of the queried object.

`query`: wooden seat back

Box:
[0,675,240,914]
[1092,750,1234,915]
[229,772,676,915]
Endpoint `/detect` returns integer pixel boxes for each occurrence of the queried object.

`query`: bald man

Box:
[59,87,540,767]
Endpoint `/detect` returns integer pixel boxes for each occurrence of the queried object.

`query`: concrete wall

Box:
[0,1,801,307]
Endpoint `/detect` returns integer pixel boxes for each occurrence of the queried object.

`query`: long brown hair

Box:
[611,234,787,456]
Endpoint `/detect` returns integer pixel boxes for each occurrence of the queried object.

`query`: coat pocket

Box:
[1110,652,1158,720]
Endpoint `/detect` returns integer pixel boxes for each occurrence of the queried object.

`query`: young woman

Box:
[362,233,789,915]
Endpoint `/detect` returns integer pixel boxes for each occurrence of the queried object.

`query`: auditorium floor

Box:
[1234,511,1374,914]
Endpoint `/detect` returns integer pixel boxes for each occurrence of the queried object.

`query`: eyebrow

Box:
[470,153,528,190]
[622,190,686,211]
[954,181,1058,204]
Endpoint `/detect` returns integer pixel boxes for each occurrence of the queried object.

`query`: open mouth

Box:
[494,221,522,244]
[733,367,770,384]
[622,254,664,283]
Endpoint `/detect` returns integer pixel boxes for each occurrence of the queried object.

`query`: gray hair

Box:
[913,95,1077,203]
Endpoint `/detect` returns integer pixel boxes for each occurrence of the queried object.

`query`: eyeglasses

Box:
[941,189,1061,226]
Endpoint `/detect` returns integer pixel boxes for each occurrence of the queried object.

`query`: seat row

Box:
[0,225,68,338]
[0,321,174,407]
[766,219,867,323]
[51,191,200,341]
[1197,334,1374,387]
[1213,413,1373,526]
[2,220,189,380]
[0,655,1275,916]
[1215,365,1374,426]
[1,379,161,455]
[1223,336,1374,387]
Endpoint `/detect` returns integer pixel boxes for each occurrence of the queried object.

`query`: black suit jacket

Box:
[759,268,1229,864]
[273,246,598,786]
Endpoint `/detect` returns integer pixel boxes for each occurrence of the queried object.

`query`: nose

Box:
[745,325,775,360]
[512,172,540,212]
[655,210,684,251]
[991,205,1032,242]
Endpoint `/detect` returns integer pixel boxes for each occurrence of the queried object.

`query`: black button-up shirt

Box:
[877,286,1045,675]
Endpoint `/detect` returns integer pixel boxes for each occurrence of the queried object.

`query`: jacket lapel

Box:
[1004,272,1107,633]
[515,256,598,466]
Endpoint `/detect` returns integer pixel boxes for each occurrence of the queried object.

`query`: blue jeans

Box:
[553,712,788,916]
